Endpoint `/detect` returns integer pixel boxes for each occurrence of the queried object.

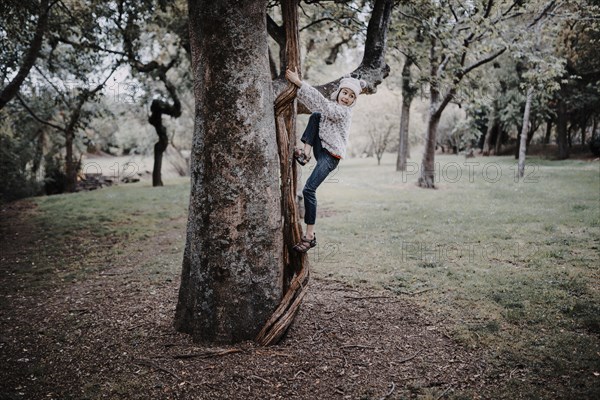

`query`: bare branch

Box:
[33,65,69,108]
[0,0,53,109]
[483,0,494,19]
[528,0,557,28]
[462,46,507,76]
[299,17,336,32]
[54,36,127,56]
[433,46,507,118]
[437,54,451,78]
[16,94,65,132]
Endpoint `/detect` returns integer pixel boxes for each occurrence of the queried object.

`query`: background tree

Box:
[554,0,600,159]
[369,123,395,165]
[0,0,54,109]
[114,0,190,186]
[3,0,125,192]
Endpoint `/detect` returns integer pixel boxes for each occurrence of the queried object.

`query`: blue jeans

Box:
[301,112,340,225]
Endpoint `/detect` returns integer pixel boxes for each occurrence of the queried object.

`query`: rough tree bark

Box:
[174,0,283,344]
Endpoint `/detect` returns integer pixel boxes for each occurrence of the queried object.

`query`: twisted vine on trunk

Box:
[258,0,394,345]
[256,0,308,346]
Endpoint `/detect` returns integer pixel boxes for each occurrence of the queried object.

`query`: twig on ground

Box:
[340,344,377,350]
[127,323,146,331]
[379,382,396,399]
[250,374,271,384]
[321,285,360,293]
[133,358,179,380]
[253,349,293,358]
[293,370,306,379]
[345,295,394,301]
[173,348,243,359]
[398,287,435,295]
[436,385,452,400]
[396,348,423,363]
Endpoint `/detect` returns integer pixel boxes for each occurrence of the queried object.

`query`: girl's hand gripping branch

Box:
[285,67,302,88]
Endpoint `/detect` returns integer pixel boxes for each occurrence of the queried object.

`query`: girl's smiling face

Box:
[337,88,356,107]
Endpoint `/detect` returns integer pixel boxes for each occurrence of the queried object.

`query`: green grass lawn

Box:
[312,153,600,398]
[29,153,600,398]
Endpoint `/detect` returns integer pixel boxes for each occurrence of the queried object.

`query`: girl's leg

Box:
[300,154,338,240]
[300,112,322,160]
[305,224,315,239]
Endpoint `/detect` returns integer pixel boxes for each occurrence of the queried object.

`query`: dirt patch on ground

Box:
[0,202,496,400]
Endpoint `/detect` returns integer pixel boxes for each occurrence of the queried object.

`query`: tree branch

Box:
[279,0,394,114]
[267,14,285,45]
[483,0,494,19]
[300,17,336,32]
[528,0,557,28]
[0,0,54,109]
[433,46,507,118]
[16,94,65,132]
[54,36,127,56]
[462,46,507,76]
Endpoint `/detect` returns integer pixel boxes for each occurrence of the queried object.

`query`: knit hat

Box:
[330,76,367,106]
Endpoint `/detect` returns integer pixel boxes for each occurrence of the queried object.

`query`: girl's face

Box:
[337,88,356,107]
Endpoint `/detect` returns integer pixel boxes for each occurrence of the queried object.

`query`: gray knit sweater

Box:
[298,82,352,159]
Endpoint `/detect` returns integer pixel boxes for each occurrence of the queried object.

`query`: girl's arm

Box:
[285,68,347,121]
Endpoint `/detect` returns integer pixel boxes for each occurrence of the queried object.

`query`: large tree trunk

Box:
[396,59,413,171]
[174,0,283,344]
[518,87,534,178]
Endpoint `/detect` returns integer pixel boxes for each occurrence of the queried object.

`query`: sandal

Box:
[293,234,317,253]
[293,148,311,166]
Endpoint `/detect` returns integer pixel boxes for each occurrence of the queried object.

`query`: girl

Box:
[285,68,365,253]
